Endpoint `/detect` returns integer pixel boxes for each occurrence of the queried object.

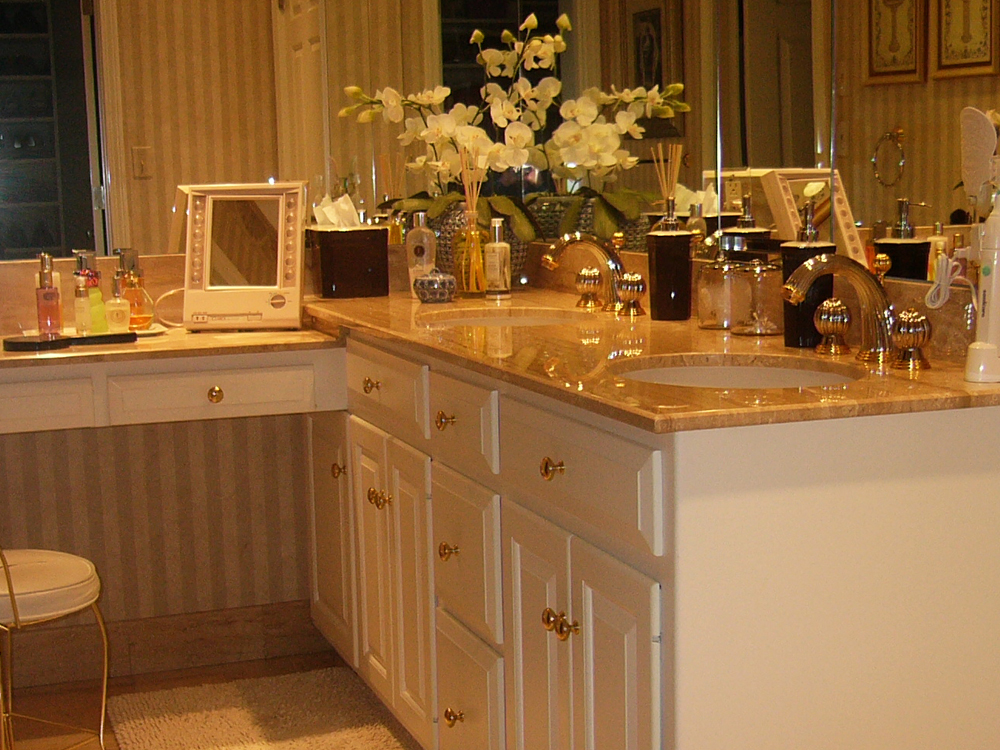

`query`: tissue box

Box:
[308,227,389,299]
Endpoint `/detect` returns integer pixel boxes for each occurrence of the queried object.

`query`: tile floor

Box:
[10,650,347,749]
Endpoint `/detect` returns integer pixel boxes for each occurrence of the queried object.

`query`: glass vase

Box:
[452,210,487,297]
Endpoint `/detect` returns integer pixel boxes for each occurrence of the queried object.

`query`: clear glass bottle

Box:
[106,272,132,333]
[115,248,155,329]
[405,211,437,298]
[484,217,511,300]
[452,209,487,297]
[35,253,62,338]
[73,274,92,335]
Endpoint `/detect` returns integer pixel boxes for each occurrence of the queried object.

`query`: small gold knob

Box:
[542,607,561,632]
[891,307,932,372]
[873,253,892,286]
[438,542,460,561]
[207,386,224,403]
[443,707,465,728]
[555,615,580,641]
[539,457,565,481]
[362,377,381,394]
[377,491,392,509]
[813,297,851,356]
[331,463,345,479]
[435,411,457,431]
[367,487,380,505]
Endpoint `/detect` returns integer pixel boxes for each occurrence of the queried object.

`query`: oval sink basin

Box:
[612,354,864,390]
[416,307,594,328]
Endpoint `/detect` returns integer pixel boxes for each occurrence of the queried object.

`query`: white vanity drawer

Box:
[499,397,666,557]
[429,371,499,480]
[107,365,315,424]
[0,378,95,433]
[432,464,502,646]
[436,608,505,750]
[346,339,429,445]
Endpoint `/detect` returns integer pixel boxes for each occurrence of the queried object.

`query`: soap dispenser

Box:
[780,201,835,347]
[73,249,109,333]
[873,198,932,280]
[114,248,155,329]
[722,193,772,257]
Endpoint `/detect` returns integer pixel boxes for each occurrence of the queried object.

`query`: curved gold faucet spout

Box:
[782,253,896,367]
[542,232,626,312]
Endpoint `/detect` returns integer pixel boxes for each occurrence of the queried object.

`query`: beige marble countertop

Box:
[304,289,1000,433]
[0,326,338,370]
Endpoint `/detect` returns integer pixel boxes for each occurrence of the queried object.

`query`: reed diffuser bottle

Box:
[453,209,487,297]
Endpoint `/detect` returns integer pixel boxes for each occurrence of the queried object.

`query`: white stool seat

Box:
[0,549,101,625]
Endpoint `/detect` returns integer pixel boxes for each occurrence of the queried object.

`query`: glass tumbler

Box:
[731,259,784,336]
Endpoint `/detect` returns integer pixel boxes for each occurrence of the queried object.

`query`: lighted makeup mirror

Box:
[181,182,306,330]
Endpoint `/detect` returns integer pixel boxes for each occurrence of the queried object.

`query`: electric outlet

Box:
[131,146,153,179]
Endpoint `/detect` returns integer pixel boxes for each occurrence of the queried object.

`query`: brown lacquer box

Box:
[307,226,389,299]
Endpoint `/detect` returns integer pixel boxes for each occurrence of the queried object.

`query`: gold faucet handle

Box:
[575,267,603,310]
[614,272,647,317]
[872,253,892,286]
[813,297,851,356]
[891,307,932,372]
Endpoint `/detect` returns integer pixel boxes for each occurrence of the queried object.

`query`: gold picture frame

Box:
[864,0,926,84]
[624,0,684,137]
[930,0,999,77]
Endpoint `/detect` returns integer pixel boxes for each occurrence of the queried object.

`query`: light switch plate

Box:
[131,146,153,179]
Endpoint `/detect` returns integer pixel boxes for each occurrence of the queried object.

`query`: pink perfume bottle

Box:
[35,252,62,338]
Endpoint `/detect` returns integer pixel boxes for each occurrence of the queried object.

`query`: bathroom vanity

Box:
[304,289,1000,750]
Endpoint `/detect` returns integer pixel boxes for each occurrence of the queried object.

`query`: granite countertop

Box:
[304,289,1000,433]
[0,327,338,370]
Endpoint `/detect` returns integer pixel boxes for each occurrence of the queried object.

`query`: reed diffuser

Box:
[651,143,683,231]
[452,148,488,296]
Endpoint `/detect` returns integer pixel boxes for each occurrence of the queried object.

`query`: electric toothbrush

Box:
[965,173,1000,382]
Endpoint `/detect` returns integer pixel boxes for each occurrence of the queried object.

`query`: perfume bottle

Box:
[114,248,155,330]
[452,209,487,297]
[405,211,436,298]
[73,249,109,333]
[106,272,132,333]
[35,253,62,338]
[484,218,511,300]
[73,274,92,335]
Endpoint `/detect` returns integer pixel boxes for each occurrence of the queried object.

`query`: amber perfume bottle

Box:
[452,210,487,297]
[114,248,155,329]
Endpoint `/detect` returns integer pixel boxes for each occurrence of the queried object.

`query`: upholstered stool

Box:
[0,548,108,749]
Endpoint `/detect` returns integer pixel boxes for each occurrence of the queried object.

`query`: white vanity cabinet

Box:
[502,501,662,750]
[349,414,436,750]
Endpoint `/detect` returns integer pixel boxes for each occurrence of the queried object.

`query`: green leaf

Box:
[486,195,518,216]
[592,196,623,240]
[393,197,433,213]
[427,192,464,219]
[557,196,586,237]
[602,190,644,220]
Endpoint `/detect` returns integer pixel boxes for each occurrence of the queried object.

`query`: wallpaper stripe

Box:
[0,414,312,623]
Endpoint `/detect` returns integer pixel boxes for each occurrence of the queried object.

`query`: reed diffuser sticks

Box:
[457,147,487,293]
[651,143,683,210]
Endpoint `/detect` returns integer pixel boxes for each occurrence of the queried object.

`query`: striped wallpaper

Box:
[0,414,312,623]
[835,0,999,228]
[104,0,279,256]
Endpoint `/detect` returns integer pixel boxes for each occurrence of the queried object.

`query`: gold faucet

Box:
[541,232,626,313]
[782,253,896,369]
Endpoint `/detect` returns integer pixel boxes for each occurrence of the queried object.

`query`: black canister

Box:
[780,241,835,347]
[646,230,693,320]
[872,237,931,280]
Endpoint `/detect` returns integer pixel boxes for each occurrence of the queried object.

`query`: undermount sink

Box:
[611,354,864,390]
[416,306,594,328]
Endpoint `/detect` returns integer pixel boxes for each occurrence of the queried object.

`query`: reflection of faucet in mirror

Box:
[782,253,896,369]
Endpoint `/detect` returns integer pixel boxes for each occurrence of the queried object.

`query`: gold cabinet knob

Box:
[539,457,565,481]
[434,410,457,431]
[373,490,392,510]
[367,487,380,505]
[542,607,561,632]
[555,615,580,641]
[207,386,224,404]
[438,542,460,561]
[330,463,345,479]
[362,377,381,394]
[443,707,465,728]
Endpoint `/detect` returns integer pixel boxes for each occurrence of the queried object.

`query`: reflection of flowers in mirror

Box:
[338,13,690,195]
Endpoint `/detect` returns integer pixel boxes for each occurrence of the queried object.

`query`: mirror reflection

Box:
[207,198,281,288]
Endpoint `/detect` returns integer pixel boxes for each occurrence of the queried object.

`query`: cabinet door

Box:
[387,437,436,749]
[351,416,395,705]
[570,537,662,750]
[502,502,572,750]
[309,411,357,667]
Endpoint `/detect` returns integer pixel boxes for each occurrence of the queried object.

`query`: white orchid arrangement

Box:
[339,12,689,239]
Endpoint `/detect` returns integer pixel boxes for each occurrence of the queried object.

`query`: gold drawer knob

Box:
[207,385,224,404]
[331,463,345,479]
[366,488,392,510]
[362,377,381,394]
[555,615,580,641]
[435,410,457,431]
[542,607,561,632]
[539,457,565,481]
[443,707,465,728]
[367,487,380,505]
[438,542,460,561]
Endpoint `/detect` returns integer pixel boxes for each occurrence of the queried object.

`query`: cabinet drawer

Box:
[432,465,502,645]
[500,397,666,557]
[347,339,429,445]
[436,609,505,750]
[429,371,499,479]
[0,378,95,433]
[107,365,314,424]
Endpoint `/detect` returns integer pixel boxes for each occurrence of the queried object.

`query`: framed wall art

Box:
[624,0,684,137]
[930,0,999,77]
[864,0,926,84]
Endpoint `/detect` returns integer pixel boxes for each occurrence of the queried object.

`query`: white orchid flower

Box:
[560,97,598,126]
[398,117,424,146]
[421,112,458,145]
[614,111,644,139]
[479,48,506,77]
[376,87,404,123]
[489,94,519,128]
[519,13,538,31]
[411,85,450,108]
[448,102,478,127]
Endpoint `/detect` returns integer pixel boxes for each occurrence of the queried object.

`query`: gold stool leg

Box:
[0,625,11,750]
[91,603,109,750]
